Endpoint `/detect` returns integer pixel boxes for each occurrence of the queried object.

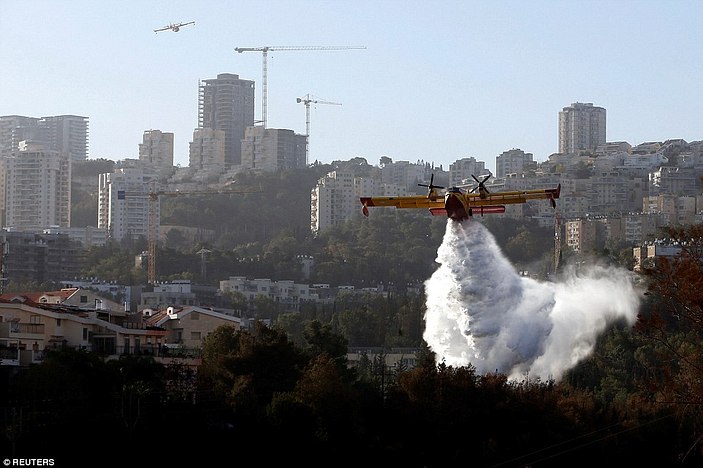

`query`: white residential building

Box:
[139,129,174,174]
[98,168,159,242]
[239,126,307,173]
[5,143,71,230]
[219,276,317,312]
[495,149,534,178]
[311,170,357,233]
[189,127,226,173]
[558,102,606,154]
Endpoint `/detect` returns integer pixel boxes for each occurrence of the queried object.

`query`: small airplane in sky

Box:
[154,21,195,33]
[360,173,561,222]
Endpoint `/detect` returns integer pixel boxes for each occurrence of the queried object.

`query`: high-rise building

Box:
[139,129,174,170]
[448,157,488,187]
[98,168,159,242]
[189,128,226,172]
[558,102,606,154]
[495,149,535,178]
[5,142,71,229]
[0,114,88,162]
[197,73,255,168]
[39,115,89,162]
[310,171,357,233]
[240,127,307,172]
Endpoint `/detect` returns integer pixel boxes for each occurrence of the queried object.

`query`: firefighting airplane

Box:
[153,21,195,33]
[360,174,561,222]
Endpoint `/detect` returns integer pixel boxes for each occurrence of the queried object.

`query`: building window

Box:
[80,295,88,303]
[191,311,199,320]
[83,328,88,340]
[56,318,61,326]
[191,332,201,341]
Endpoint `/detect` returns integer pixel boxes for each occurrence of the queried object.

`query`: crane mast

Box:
[234,45,365,128]
[296,94,342,165]
[121,187,260,284]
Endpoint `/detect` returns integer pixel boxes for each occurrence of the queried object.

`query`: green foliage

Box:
[70,187,98,227]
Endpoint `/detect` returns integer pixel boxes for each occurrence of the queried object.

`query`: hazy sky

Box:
[2,0,701,172]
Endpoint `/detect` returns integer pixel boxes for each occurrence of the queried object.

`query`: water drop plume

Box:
[423,220,642,382]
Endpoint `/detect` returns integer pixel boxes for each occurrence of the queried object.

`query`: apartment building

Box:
[5,142,71,230]
[632,242,682,272]
[0,290,166,365]
[189,127,226,174]
[558,102,606,154]
[565,218,597,253]
[311,170,358,233]
[0,230,84,284]
[197,73,255,168]
[239,126,307,172]
[145,305,241,349]
[380,160,426,192]
[495,149,535,178]
[98,166,160,242]
[0,114,88,163]
[449,157,489,187]
[139,129,174,177]
[219,276,318,313]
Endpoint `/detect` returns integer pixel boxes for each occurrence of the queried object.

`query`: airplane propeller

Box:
[470,174,491,195]
[418,174,444,197]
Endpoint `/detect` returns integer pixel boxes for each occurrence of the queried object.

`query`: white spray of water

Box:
[423,220,642,382]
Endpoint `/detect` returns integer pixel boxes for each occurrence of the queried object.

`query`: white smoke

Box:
[423,220,642,382]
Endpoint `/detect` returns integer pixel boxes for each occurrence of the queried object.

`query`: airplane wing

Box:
[360,196,444,216]
[465,185,561,208]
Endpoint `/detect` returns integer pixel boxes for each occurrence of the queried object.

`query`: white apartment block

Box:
[558,102,606,154]
[39,115,89,163]
[354,177,408,198]
[239,126,307,173]
[189,127,226,173]
[5,143,71,230]
[380,161,426,191]
[219,276,317,312]
[449,157,489,187]
[98,168,159,242]
[311,171,357,233]
[495,149,534,178]
[139,129,174,172]
[0,115,88,163]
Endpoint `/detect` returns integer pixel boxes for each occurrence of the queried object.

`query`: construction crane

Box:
[296,94,342,165]
[233,45,365,128]
[147,188,262,284]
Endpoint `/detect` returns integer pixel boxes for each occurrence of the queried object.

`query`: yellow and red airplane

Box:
[360,174,560,222]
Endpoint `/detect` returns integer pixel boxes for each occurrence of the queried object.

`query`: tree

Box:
[635,224,703,457]
[198,322,308,413]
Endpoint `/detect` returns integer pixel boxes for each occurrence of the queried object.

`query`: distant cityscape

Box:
[0,75,702,290]
[0,73,702,378]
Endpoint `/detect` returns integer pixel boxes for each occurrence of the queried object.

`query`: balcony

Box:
[0,322,45,340]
